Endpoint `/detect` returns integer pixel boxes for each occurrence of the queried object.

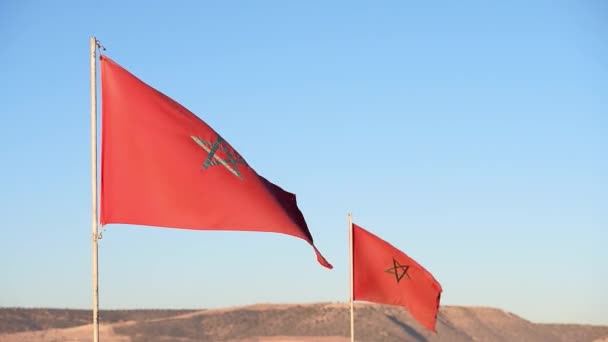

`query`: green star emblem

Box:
[191,135,248,179]
[385,258,411,283]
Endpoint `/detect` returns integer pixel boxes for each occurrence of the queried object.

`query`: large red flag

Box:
[352,223,441,331]
[99,55,331,269]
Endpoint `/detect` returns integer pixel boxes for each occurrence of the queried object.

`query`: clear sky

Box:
[1,0,606,326]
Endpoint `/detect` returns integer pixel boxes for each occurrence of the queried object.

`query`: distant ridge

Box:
[0,303,606,341]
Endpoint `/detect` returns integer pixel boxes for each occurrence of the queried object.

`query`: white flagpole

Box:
[348,212,354,342]
[90,36,100,342]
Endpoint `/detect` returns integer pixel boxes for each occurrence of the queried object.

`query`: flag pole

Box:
[348,212,354,342]
[90,36,100,342]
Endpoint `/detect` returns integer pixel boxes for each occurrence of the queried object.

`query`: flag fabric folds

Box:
[352,223,441,331]
[99,55,332,269]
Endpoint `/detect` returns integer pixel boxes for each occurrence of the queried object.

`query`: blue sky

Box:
[1,0,606,326]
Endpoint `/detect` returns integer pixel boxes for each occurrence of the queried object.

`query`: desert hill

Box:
[0,303,606,341]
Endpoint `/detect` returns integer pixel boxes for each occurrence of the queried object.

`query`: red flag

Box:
[352,223,441,331]
[99,55,332,269]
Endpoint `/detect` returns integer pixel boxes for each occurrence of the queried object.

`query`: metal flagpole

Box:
[90,35,100,342]
[348,212,354,342]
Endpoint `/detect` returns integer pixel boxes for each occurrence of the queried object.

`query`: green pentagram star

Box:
[385,258,410,283]
[191,135,248,179]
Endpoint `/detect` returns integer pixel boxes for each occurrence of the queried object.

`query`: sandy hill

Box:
[0,303,606,341]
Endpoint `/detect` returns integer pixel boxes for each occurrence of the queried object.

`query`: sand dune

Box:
[0,303,606,342]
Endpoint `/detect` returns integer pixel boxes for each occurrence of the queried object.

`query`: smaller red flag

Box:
[352,224,442,332]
